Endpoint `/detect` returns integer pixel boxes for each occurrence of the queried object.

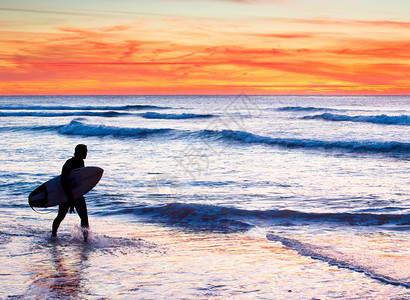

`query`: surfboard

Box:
[29,167,103,208]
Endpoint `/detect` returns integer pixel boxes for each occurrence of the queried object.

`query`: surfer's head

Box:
[74,144,87,159]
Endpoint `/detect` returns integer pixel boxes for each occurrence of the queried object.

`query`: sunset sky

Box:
[1,0,409,95]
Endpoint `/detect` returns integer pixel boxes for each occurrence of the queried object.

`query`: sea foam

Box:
[267,233,410,288]
[59,120,173,137]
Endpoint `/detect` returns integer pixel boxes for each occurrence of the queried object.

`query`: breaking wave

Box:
[276,106,335,112]
[208,130,410,154]
[141,112,214,119]
[96,202,409,233]
[0,104,169,111]
[303,113,410,126]
[17,120,410,156]
[58,120,173,137]
[0,111,128,117]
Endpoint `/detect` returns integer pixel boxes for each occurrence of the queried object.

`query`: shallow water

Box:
[0,95,409,298]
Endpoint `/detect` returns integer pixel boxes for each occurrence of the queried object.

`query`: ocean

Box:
[0,95,409,299]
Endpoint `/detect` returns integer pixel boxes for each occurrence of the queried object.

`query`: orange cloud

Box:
[250,33,316,39]
[1,14,409,95]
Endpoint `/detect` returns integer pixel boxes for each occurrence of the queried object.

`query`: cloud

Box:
[1,9,409,95]
[283,17,410,29]
[0,6,174,19]
[6,35,409,88]
[100,25,136,32]
[242,32,316,39]
[0,7,95,17]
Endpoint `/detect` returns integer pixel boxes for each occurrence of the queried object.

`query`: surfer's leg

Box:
[75,197,89,241]
[52,203,69,236]
[75,197,89,227]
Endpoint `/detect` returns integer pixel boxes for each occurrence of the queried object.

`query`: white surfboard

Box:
[29,167,103,208]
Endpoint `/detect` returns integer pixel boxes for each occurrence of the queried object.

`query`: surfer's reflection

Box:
[28,240,90,298]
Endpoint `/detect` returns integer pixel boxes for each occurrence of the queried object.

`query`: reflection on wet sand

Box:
[3,216,407,299]
[26,239,89,298]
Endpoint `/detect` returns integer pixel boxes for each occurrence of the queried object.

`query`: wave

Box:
[0,104,169,111]
[303,113,410,126]
[59,120,173,137]
[96,202,409,233]
[0,111,128,118]
[276,106,335,112]
[267,234,410,288]
[14,120,409,155]
[141,112,214,120]
[208,130,410,154]
[0,124,64,133]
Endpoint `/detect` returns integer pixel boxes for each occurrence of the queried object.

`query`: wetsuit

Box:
[52,156,89,236]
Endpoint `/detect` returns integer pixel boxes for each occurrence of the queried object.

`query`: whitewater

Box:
[0,95,409,299]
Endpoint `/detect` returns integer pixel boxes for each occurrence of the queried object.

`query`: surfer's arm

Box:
[61,174,72,199]
[61,161,75,212]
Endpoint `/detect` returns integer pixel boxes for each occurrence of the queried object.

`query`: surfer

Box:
[52,144,89,241]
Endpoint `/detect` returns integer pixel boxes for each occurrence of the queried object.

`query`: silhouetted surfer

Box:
[52,144,89,241]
